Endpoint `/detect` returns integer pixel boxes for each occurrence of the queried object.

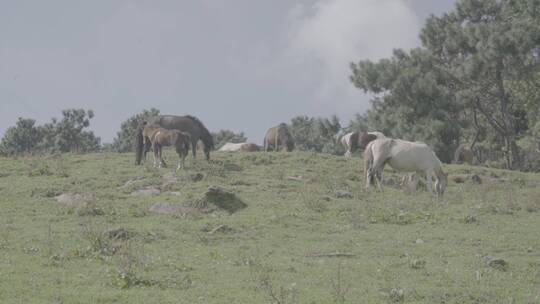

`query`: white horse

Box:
[364,138,448,197]
[218,142,261,152]
[341,131,386,157]
[219,142,247,152]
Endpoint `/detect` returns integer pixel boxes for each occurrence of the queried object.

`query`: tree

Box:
[112,108,160,152]
[0,109,100,155]
[0,118,43,155]
[212,130,247,149]
[420,0,540,168]
[52,109,100,153]
[288,115,344,155]
[351,48,464,162]
[351,0,540,167]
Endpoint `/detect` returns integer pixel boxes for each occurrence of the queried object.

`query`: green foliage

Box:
[212,129,247,149]
[0,109,100,156]
[0,118,43,155]
[111,108,160,152]
[288,115,344,155]
[351,0,540,168]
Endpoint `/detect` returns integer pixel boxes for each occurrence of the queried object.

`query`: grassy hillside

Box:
[0,150,539,303]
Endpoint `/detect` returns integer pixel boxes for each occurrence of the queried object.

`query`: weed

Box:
[330,263,350,304]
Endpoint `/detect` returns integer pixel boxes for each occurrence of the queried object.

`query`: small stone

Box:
[415,238,424,244]
[149,202,181,215]
[471,174,482,184]
[131,187,160,197]
[389,288,404,303]
[335,190,353,199]
[487,258,508,271]
[190,173,204,182]
[410,259,426,269]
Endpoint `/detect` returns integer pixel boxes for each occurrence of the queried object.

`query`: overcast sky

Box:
[0,0,456,143]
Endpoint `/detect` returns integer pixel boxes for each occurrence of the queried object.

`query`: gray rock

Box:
[149,202,181,215]
[54,193,90,207]
[335,190,353,199]
[487,258,508,271]
[131,187,160,197]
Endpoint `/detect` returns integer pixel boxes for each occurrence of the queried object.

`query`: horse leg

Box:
[425,170,434,196]
[143,140,151,162]
[152,144,158,168]
[191,139,197,160]
[371,156,387,191]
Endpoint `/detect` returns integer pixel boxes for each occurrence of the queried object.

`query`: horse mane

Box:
[185,115,214,150]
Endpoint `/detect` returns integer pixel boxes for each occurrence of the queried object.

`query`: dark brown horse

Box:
[143,124,191,170]
[263,123,295,152]
[135,115,214,165]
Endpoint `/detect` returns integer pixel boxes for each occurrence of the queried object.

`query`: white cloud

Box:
[285,0,421,118]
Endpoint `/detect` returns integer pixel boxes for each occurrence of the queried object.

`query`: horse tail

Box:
[363,142,375,185]
[135,125,144,165]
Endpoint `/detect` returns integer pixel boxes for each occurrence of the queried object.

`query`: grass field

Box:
[0,149,539,303]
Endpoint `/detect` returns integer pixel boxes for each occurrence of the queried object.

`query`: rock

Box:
[471,174,482,184]
[487,258,508,271]
[54,193,91,207]
[335,190,353,199]
[415,238,424,244]
[169,191,182,196]
[389,288,404,303]
[131,186,160,197]
[190,173,204,182]
[162,172,178,184]
[202,186,247,213]
[223,163,242,171]
[410,259,426,269]
[149,202,181,215]
[452,175,466,183]
[105,228,136,240]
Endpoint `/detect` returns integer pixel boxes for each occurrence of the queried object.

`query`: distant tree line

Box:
[0,109,100,155]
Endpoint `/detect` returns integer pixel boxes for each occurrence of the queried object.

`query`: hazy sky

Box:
[0,0,456,143]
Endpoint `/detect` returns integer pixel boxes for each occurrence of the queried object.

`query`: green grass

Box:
[1,150,539,303]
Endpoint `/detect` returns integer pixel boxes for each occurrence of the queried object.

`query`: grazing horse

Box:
[364,138,448,197]
[341,131,385,157]
[453,144,474,165]
[135,115,214,165]
[264,123,295,152]
[218,142,261,152]
[143,124,191,171]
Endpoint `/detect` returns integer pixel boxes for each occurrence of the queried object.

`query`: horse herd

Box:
[135,114,448,197]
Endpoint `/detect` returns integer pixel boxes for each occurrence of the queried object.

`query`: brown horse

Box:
[263,123,295,152]
[453,144,474,165]
[135,115,214,165]
[143,124,191,171]
[341,131,385,157]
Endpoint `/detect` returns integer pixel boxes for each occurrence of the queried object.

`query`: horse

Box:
[453,144,474,165]
[364,138,448,197]
[142,124,191,171]
[264,123,295,152]
[240,143,261,152]
[218,142,261,152]
[341,131,385,157]
[135,115,214,165]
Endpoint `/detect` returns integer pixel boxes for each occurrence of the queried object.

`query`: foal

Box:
[143,125,191,171]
